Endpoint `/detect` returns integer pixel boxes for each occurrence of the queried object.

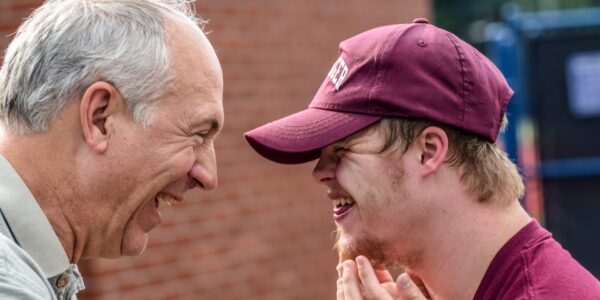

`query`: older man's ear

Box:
[79,81,124,154]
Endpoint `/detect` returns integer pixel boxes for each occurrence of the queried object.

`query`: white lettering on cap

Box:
[327,56,348,91]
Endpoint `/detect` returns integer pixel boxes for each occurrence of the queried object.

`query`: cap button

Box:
[413,18,429,24]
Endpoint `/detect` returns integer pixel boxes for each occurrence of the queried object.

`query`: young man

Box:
[0,0,223,298]
[245,19,600,299]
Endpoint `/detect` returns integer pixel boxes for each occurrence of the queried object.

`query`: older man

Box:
[0,0,223,298]
[245,19,600,299]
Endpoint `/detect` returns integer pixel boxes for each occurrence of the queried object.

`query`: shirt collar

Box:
[0,154,71,277]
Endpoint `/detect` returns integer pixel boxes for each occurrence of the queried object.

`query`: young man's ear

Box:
[415,126,448,176]
[79,81,124,153]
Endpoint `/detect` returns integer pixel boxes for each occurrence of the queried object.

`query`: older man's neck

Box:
[408,199,531,300]
[0,120,85,264]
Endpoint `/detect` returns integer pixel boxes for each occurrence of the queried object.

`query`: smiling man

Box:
[245,19,600,299]
[0,0,223,299]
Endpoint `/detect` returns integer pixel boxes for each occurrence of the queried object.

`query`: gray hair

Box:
[0,0,203,134]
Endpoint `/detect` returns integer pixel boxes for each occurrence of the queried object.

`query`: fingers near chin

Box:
[356,256,387,299]
[396,273,426,300]
[337,278,345,300]
[406,270,431,299]
[356,257,372,279]
[374,269,394,283]
[342,260,363,298]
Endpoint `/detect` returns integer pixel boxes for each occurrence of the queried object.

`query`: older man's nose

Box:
[189,162,217,190]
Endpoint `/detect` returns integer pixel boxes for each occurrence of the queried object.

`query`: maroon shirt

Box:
[474,220,600,300]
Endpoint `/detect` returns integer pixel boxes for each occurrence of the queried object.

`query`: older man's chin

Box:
[120,231,150,257]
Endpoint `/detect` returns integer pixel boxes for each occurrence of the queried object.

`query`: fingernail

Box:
[399,273,412,288]
[343,260,349,267]
[356,256,365,266]
[336,264,343,277]
[342,261,352,273]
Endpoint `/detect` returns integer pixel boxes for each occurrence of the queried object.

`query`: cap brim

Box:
[244,108,381,164]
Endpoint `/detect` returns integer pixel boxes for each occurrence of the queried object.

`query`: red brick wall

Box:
[0,1,430,299]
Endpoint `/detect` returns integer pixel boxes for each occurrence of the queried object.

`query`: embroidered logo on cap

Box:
[327,57,348,91]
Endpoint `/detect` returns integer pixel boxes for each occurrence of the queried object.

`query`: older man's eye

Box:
[195,131,209,143]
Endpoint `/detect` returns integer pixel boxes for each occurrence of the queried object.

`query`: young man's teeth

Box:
[157,192,176,207]
[333,198,355,208]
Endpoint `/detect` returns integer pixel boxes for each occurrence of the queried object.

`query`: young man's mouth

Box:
[333,198,355,221]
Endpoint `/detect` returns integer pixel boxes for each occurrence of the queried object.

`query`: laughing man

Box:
[245,19,600,300]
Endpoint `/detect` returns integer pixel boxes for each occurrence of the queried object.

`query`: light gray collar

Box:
[0,154,70,277]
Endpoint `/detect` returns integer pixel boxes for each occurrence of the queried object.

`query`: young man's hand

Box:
[336,256,429,300]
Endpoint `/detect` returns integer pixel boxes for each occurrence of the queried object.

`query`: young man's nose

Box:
[312,153,336,184]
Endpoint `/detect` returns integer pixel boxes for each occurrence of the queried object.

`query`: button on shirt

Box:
[0,155,85,299]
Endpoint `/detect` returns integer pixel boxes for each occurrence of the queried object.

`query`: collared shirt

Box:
[0,154,84,299]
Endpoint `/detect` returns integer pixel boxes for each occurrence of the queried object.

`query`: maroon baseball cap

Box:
[245,18,513,164]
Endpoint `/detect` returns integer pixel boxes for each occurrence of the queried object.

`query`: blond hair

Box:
[380,117,524,205]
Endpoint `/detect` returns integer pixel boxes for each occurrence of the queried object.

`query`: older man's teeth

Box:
[333,198,355,208]
[157,192,177,207]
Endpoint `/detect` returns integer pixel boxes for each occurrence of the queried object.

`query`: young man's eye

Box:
[333,146,348,156]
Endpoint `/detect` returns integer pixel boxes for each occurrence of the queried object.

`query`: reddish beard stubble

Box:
[334,227,391,269]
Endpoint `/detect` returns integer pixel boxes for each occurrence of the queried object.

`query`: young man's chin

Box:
[335,229,390,269]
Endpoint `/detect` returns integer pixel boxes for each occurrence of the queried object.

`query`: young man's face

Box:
[312,121,427,268]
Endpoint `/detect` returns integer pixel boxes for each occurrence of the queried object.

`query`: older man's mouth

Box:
[155,192,179,208]
[333,198,355,221]
[145,192,180,232]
